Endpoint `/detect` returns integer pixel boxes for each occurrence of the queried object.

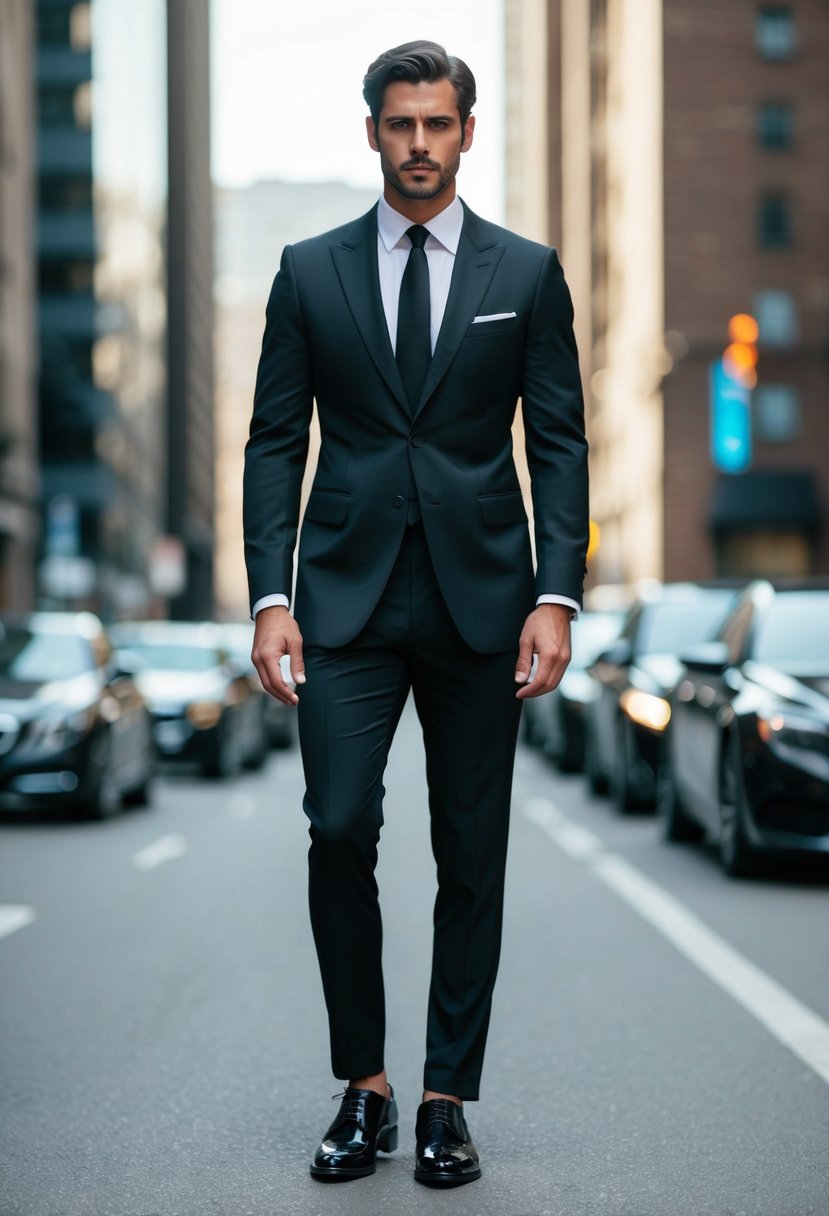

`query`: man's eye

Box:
[391,121,410,129]
[429,121,448,129]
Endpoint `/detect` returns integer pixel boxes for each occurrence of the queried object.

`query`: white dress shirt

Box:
[252,194,579,620]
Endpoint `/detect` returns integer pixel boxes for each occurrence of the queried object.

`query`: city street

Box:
[1,700,828,1216]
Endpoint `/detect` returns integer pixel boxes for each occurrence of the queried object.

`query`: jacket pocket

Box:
[478,491,528,527]
[466,317,519,338]
[303,489,350,526]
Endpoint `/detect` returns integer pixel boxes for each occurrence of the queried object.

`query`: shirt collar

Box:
[377,194,464,255]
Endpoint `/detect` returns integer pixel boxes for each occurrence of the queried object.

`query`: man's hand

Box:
[514,603,572,699]
[251,606,305,706]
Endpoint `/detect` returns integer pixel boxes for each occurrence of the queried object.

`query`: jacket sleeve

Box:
[243,245,313,613]
[521,248,590,607]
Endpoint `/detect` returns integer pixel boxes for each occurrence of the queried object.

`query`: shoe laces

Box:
[331,1087,372,1132]
[425,1098,461,1127]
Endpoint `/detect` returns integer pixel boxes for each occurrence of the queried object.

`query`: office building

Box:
[34,0,215,618]
[0,1,39,609]
[507,1,828,584]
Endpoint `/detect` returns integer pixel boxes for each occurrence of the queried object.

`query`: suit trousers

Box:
[297,521,523,1101]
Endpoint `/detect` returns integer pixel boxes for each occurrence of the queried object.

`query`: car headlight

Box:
[619,688,671,732]
[29,706,95,747]
[186,700,223,729]
[757,712,829,757]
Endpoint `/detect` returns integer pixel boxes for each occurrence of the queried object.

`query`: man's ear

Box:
[461,114,475,154]
[366,115,380,152]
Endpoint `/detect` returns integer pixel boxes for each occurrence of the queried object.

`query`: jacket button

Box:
[393,495,405,508]
[410,434,424,448]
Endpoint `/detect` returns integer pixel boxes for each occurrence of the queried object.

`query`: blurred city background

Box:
[2,6,829,1214]
[1,0,826,622]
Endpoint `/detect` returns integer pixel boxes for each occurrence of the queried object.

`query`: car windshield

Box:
[637,593,734,655]
[571,614,623,668]
[119,642,220,672]
[752,592,829,667]
[0,629,91,682]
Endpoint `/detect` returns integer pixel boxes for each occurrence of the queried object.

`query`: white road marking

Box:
[0,905,36,941]
[523,796,829,1087]
[228,791,256,819]
[132,833,187,871]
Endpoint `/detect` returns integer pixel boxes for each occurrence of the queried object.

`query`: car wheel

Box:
[85,732,121,819]
[718,733,757,877]
[243,721,269,770]
[122,773,155,808]
[584,719,608,795]
[202,726,239,779]
[611,721,639,814]
[657,769,704,843]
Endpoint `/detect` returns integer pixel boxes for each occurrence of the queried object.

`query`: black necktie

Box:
[396,225,431,411]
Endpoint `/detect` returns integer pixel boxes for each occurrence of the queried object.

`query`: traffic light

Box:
[723,313,759,389]
[711,312,757,473]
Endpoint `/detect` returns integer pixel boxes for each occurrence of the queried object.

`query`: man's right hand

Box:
[251,606,305,706]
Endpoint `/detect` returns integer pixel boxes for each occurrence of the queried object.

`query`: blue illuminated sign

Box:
[710,360,751,474]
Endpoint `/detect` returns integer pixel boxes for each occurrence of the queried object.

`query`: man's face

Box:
[366,78,475,205]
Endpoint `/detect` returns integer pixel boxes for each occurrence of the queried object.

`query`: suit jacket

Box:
[243,201,589,654]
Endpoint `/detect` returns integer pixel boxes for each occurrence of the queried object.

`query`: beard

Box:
[379,148,461,202]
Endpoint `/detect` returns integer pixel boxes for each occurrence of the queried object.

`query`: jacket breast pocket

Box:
[467,317,519,338]
[478,491,528,527]
[303,489,350,527]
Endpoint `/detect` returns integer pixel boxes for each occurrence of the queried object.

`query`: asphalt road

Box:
[1,699,828,1216]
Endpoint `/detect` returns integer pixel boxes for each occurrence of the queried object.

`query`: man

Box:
[244,41,588,1187]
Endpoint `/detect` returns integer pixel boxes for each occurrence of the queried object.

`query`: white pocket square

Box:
[471,311,517,323]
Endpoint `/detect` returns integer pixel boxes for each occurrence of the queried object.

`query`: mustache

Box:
[401,158,440,171]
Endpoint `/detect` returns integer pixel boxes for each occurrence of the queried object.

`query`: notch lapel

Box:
[330,208,409,416]
[413,208,506,420]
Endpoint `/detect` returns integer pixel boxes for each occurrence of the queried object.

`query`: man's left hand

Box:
[514,603,572,699]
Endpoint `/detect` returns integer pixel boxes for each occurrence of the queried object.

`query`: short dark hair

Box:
[363,40,477,128]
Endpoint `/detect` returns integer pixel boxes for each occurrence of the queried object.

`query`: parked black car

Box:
[659,581,829,875]
[111,621,256,778]
[584,582,739,811]
[218,622,295,751]
[0,612,155,818]
[523,609,624,770]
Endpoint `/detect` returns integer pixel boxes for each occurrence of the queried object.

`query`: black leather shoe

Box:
[414,1098,481,1187]
[310,1085,398,1180]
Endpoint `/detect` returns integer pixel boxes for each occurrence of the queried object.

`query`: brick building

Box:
[506,0,829,585]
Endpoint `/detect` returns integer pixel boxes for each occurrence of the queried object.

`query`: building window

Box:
[37,8,71,47]
[38,86,79,128]
[39,260,94,296]
[754,289,798,346]
[755,6,797,60]
[758,193,793,248]
[757,102,793,149]
[754,385,800,441]
[39,176,93,213]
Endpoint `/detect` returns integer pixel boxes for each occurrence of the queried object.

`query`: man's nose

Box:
[410,122,429,153]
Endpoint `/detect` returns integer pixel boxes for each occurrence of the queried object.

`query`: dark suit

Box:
[244,201,588,1099]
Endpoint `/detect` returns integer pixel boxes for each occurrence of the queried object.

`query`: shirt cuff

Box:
[536,594,580,619]
[252,593,290,619]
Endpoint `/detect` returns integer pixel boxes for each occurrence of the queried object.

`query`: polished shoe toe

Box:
[310,1085,398,1181]
[414,1098,481,1187]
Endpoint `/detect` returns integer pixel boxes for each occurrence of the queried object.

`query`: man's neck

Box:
[382,182,457,225]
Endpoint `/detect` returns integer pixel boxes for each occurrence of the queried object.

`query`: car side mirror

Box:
[679,642,730,674]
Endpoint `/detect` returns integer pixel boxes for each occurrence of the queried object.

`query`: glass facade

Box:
[36,0,168,615]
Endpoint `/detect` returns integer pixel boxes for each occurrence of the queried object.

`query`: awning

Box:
[709,470,821,531]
